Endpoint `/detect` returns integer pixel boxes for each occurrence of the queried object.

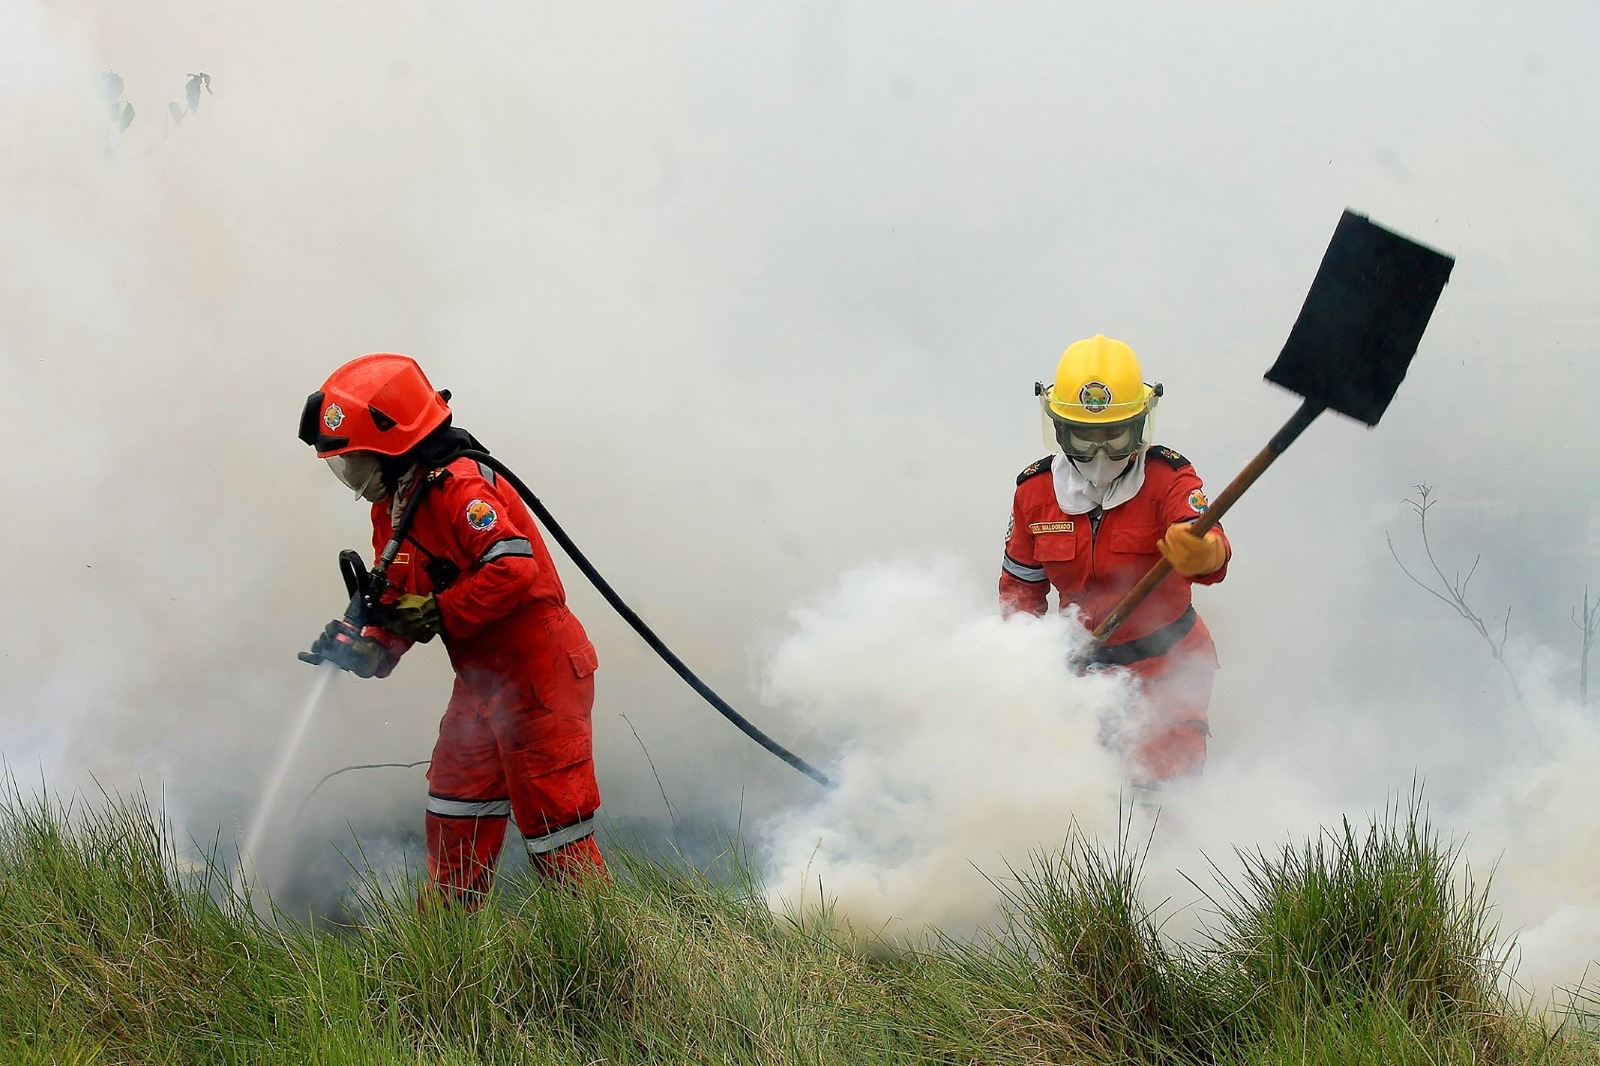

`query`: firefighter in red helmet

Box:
[298,353,604,904]
[1001,335,1230,787]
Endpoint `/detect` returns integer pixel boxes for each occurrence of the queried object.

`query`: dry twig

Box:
[1386,485,1546,753]
[1572,587,1599,708]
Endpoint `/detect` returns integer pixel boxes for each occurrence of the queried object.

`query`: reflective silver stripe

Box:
[478,537,534,565]
[524,816,596,855]
[476,460,497,485]
[1002,554,1048,583]
[426,795,512,818]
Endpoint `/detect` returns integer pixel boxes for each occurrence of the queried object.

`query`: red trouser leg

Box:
[1127,643,1216,786]
[423,682,511,907]
[531,834,606,885]
[486,631,606,887]
[424,810,508,904]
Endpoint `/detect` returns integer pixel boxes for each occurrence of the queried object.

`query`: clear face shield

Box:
[325,452,388,501]
[1036,382,1160,460]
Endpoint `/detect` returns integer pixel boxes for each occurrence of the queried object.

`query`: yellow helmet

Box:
[1036,334,1161,459]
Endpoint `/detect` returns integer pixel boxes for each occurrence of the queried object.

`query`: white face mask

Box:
[326,452,388,501]
[1071,453,1132,490]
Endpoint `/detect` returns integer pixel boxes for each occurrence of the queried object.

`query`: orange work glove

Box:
[1157,522,1226,578]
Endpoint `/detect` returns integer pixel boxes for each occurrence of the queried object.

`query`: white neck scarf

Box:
[1051,450,1147,515]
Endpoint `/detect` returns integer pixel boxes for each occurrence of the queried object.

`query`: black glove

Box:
[297,619,389,678]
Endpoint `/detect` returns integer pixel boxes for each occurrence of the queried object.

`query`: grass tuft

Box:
[1208,794,1505,1050]
[0,781,1590,1064]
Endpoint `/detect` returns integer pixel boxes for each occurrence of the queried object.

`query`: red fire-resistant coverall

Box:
[1000,447,1230,783]
[366,456,603,899]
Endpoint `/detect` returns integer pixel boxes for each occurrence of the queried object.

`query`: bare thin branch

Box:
[1386,532,1470,618]
[1459,555,1481,600]
[1390,486,1545,753]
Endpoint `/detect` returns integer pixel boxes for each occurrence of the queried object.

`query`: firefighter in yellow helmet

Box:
[1001,335,1230,784]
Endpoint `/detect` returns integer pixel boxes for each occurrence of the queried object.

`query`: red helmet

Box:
[298,353,452,457]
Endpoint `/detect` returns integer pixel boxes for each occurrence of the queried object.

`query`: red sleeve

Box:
[363,508,413,676]
[432,471,542,639]
[1160,465,1231,585]
[1000,489,1050,616]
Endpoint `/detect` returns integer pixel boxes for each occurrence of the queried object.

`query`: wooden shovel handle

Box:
[1089,398,1325,644]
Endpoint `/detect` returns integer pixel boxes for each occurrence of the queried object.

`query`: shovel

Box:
[1087,210,1455,654]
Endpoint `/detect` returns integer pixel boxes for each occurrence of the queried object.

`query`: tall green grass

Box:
[0,783,1591,1065]
[1210,800,1503,1045]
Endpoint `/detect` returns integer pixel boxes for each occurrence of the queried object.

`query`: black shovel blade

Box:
[1265,210,1455,426]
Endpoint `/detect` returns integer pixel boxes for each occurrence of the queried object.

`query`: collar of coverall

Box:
[384,424,492,524]
[1051,450,1148,515]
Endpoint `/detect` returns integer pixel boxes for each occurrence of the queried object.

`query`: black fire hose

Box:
[459,450,831,789]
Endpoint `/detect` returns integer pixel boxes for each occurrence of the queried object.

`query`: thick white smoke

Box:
[758,560,1131,936]
[754,555,1600,1002]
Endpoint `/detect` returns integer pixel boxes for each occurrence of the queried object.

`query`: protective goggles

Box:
[1035,382,1160,460]
[1054,419,1145,460]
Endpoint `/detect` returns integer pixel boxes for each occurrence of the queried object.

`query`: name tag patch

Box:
[1029,521,1075,534]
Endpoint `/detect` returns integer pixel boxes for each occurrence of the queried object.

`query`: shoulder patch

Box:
[1016,456,1054,486]
[465,498,498,532]
[1147,445,1192,470]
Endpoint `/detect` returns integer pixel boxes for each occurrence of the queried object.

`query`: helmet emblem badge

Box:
[1078,381,1113,413]
[323,403,345,431]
